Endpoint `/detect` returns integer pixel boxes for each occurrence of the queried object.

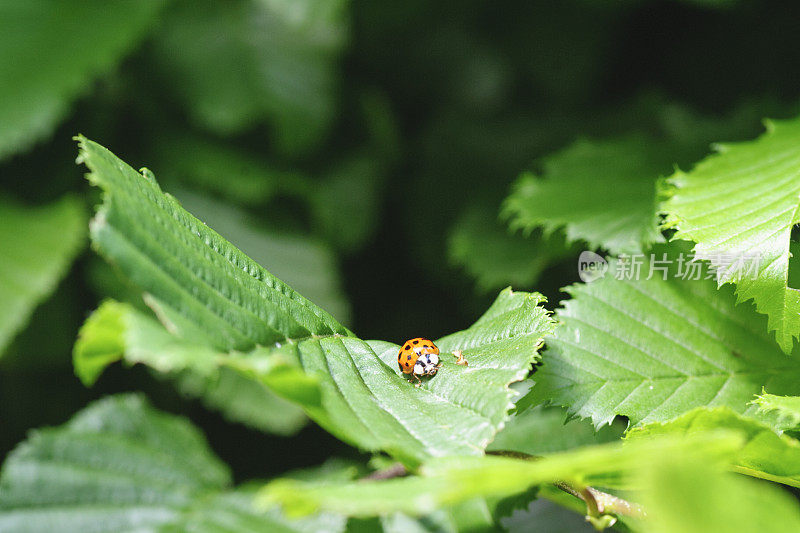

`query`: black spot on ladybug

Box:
[413,340,419,345]
[407,355,412,360]
[424,345,430,348]
[404,344,410,350]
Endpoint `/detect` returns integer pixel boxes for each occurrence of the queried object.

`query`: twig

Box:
[488,450,645,528]
[361,462,407,481]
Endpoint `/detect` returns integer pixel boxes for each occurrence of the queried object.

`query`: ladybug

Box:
[398,338,440,383]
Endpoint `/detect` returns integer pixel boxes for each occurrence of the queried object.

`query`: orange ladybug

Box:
[398,338,440,383]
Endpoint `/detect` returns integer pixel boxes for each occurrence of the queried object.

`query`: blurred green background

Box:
[2,0,800,485]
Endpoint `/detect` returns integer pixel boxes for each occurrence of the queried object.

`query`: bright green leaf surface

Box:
[753,392,800,431]
[260,433,740,518]
[0,196,85,356]
[150,0,347,156]
[76,289,553,464]
[628,408,800,487]
[0,0,163,159]
[0,394,345,533]
[662,118,800,353]
[174,190,351,325]
[77,136,351,352]
[503,136,671,255]
[528,250,800,428]
[638,451,800,533]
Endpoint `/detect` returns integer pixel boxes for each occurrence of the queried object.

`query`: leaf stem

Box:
[488,450,645,526]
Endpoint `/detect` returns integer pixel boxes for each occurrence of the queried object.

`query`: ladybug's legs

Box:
[412,373,422,386]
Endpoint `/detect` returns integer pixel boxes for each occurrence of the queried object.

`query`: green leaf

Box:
[627,407,800,487]
[0,196,85,356]
[259,433,741,518]
[488,405,625,456]
[528,248,800,428]
[76,138,554,463]
[150,0,348,155]
[76,289,553,464]
[74,301,314,435]
[0,394,345,533]
[76,135,351,352]
[503,136,671,255]
[753,392,800,431]
[177,367,308,437]
[661,118,800,353]
[0,394,229,531]
[0,0,163,159]
[163,486,346,533]
[637,449,800,533]
[174,190,351,325]
[449,206,576,292]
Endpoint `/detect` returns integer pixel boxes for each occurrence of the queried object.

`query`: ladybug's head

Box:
[413,352,440,376]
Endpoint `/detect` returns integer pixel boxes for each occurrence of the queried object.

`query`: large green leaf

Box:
[0,394,345,533]
[75,138,555,463]
[260,433,740,519]
[527,249,800,428]
[150,0,347,156]
[627,407,800,487]
[0,0,163,159]
[661,118,800,353]
[638,447,800,533]
[77,135,351,352]
[503,136,671,255]
[0,196,85,356]
[77,289,554,465]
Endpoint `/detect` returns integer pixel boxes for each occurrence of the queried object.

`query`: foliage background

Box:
[2,0,800,529]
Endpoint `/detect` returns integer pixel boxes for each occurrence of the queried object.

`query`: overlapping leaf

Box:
[77,289,554,465]
[0,0,163,159]
[527,249,800,428]
[0,394,345,533]
[77,135,351,352]
[260,433,740,518]
[75,139,555,464]
[173,190,351,324]
[638,448,800,533]
[628,408,800,487]
[73,301,315,435]
[503,136,671,255]
[661,118,800,353]
[0,196,85,355]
